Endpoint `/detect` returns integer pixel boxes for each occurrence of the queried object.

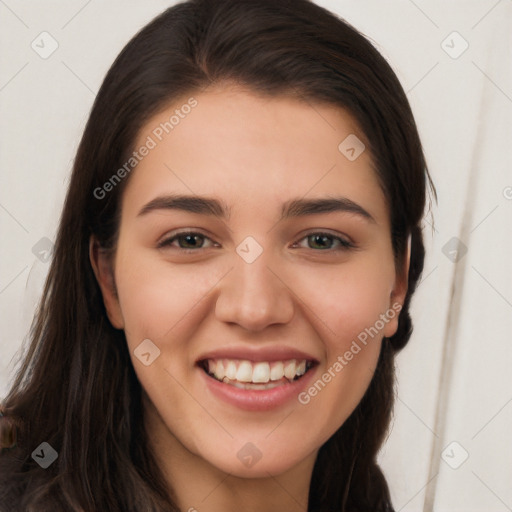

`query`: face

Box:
[92,84,408,479]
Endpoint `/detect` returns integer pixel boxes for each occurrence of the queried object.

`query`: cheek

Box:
[294,255,395,354]
[289,255,392,419]
[293,266,389,439]
[112,252,221,443]
[113,250,222,346]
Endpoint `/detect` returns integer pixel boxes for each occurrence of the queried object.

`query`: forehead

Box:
[123,85,389,227]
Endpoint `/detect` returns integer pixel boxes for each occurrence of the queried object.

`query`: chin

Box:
[199,437,316,479]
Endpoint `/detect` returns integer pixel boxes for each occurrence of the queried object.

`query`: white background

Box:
[1,1,511,510]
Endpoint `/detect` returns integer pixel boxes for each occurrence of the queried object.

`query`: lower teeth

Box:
[221,377,289,390]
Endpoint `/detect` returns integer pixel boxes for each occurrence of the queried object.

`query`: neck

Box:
[142,393,316,512]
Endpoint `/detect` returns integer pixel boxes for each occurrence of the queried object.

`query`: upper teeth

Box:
[206,359,308,383]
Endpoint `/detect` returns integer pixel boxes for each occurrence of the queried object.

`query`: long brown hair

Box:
[0,1,436,510]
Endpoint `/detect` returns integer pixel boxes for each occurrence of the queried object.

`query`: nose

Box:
[215,248,295,332]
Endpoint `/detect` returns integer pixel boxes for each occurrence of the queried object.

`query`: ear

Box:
[383,233,411,338]
[89,236,125,329]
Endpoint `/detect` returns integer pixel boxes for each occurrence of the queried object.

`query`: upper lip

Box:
[196,345,320,364]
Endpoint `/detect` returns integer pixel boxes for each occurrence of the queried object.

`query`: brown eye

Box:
[158,231,216,251]
[294,232,354,251]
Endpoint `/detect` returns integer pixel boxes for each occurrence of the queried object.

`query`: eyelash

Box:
[157,230,355,253]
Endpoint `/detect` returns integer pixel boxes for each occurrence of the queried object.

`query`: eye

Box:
[157,231,217,251]
[292,232,354,251]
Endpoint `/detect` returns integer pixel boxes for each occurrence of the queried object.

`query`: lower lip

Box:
[200,365,317,411]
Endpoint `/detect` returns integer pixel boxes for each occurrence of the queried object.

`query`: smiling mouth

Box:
[199,358,316,390]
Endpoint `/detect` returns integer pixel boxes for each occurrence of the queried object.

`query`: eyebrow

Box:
[137,194,376,223]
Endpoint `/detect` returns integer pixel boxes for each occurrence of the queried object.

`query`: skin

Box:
[91,83,409,512]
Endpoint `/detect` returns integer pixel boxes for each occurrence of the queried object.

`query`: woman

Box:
[0,0,436,510]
